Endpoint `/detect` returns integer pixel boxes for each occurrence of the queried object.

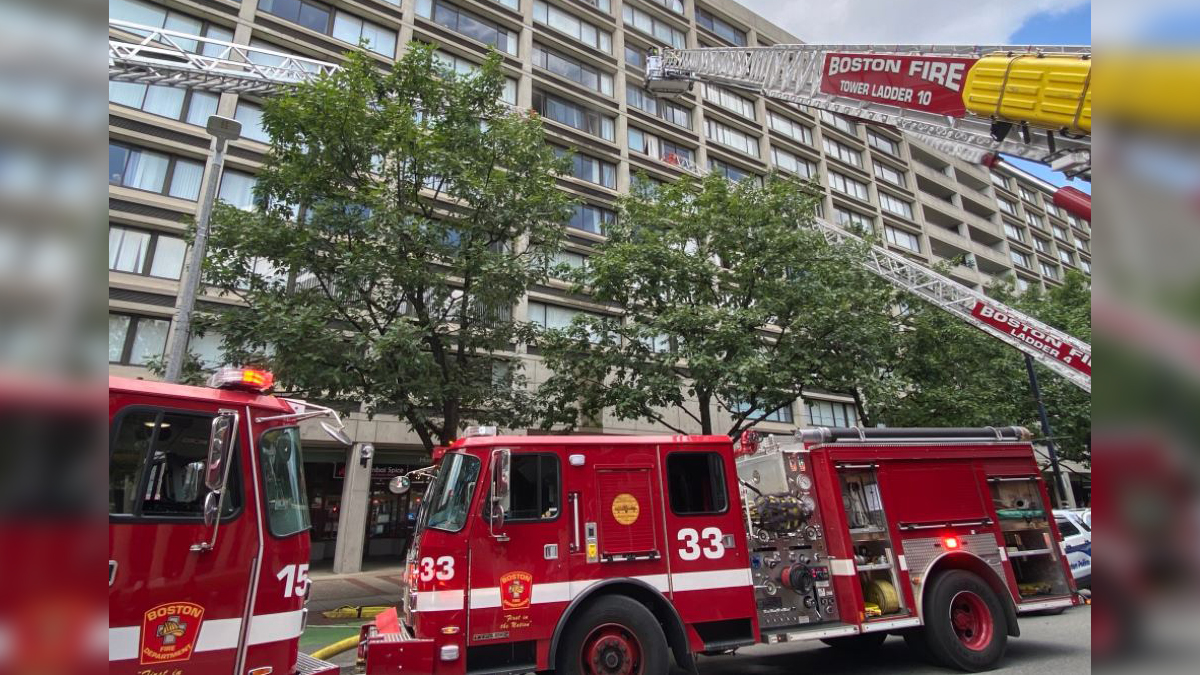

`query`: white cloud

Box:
[735,0,1088,44]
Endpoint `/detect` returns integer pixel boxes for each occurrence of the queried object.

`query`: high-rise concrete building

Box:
[108,0,1091,570]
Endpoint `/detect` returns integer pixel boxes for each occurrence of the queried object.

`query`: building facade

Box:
[108,0,1091,571]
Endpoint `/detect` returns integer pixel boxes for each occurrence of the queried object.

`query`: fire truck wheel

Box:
[556,595,669,675]
[820,632,887,651]
[922,570,1008,671]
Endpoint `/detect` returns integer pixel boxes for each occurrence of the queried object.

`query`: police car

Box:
[1054,508,1091,588]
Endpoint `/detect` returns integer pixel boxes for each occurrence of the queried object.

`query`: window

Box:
[109,313,170,365]
[1067,213,1088,230]
[333,12,397,58]
[624,42,648,69]
[998,198,1018,215]
[1052,224,1070,242]
[1040,262,1059,279]
[1080,259,1090,274]
[819,109,857,135]
[533,44,613,95]
[990,172,1009,190]
[709,158,759,184]
[734,400,794,424]
[535,1,612,52]
[627,85,691,129]
[866,130,900,156]
[885,225,920,252]
[1016,276,1032,293]
[805,399,858,427]
[187,330,226,369]
[109,225,187,279]
[218,170,259,210]
[533,90,615,141]
[234,101,269,143]
[1076,238,1090,253]
[1004,223,1026,242]
[667,453,728,514]
[555,147,616,188]
[1055,517,1081,538]
[507,454,561,520]
[1010,250,1031,269]
[109,144,204,200]
[551,249,587,275]
[1025,211,1043,229]
[566,203,614,234]
[109,409,241,517]
[835,207,873,233]
[488,0,520,8]
[705,119,758,157]
[1059,248,1074,265]
[1035,237,1053,254]
[256,426,310,536]
[420,0,518,55]
[433,50,519,103]
[822,137,863,168]
[768,111,813,145]
[259,0,397,58]
[424,452,481,533]
[873,162,906,187]
[573,0,611,12]
[622,5,685,48]
[246,39,324,78]
[695,8,747,46]
[828,171,868,200]
[1019,185,1039,204]
[771,147,815,178]
[112,0,233,55]
[629,128,695,168]
[109,82,219,127]
[527,301,610,342]
[702,84,756,120]
[259,0,332,33]
[647,0,684,14]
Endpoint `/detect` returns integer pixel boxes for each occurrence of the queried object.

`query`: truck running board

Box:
[762,623,860,644]
[293,652,340,675]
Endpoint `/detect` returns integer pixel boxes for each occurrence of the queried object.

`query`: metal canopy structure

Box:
[109,20,340,95]
[647,44,1091,177]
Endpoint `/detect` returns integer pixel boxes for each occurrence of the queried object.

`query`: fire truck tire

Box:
[555,595,669,675]
[922,570,1008,671]
[820,631,887,651]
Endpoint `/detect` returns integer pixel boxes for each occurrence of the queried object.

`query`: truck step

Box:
[294,652,340,675]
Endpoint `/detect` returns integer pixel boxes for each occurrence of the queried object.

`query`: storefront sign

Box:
[819,53,978,117]
[333,463,411,482]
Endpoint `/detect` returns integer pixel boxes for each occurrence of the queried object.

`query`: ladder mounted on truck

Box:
[646,44,1092,179]
[107,22,1091,391]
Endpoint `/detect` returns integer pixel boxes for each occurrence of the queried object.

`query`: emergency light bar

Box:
[208,367,275,392]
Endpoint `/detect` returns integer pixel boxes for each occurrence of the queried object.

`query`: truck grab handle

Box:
[798,426,1031,444]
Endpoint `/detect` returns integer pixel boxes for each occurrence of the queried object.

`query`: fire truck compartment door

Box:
[596,467,660,559]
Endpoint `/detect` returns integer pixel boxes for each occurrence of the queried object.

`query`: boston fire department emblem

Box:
[500,571,532,610]
[140,602,204,664]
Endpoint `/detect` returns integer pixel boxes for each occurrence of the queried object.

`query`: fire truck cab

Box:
[362,426,1078,674]
[108,369,350,675]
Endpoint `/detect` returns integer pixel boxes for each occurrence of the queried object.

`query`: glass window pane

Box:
[188,330,224,368]
[298,2,331,33]
[235,103,269,143]
[141,85,186,118]
[109,145,130,184]
[149,235,187,279]
[332,13,361,45]
[219,171,258,209]
[110,0,167,28]
[124,150,170,192]
[108,314,131,362]
[108,227,150,273]
[185,91,219,126]
[129,317,170,365]
[109,81,146,108]
[168,159,204,200]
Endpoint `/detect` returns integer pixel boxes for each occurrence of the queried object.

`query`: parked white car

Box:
[1054,508,1091,588]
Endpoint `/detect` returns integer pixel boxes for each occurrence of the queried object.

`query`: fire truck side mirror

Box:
[489,448,511,540]
[206,411,239,492]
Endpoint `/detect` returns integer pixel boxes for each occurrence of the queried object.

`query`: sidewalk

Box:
[308,565,407,624]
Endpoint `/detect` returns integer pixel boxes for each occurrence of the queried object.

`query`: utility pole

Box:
[1025,353,1068,505]
[164,115,241,383]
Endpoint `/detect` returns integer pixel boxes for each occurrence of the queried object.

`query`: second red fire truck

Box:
[362,426,1079,674]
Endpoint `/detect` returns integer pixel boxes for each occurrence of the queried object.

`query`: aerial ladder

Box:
[109,22,1091,391]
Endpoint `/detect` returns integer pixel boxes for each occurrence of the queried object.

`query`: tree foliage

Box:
[201,47,573,451]
[872,271,1092,463]
[534,172,900,438]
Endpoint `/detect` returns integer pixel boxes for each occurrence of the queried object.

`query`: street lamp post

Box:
[164,115,241,383]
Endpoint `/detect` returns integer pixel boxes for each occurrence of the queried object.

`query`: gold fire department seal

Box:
[611,493,640,526]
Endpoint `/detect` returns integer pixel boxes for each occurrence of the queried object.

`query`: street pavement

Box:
[689,606,1091,675]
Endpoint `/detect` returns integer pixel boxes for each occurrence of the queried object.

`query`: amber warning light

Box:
[208,366,275,392]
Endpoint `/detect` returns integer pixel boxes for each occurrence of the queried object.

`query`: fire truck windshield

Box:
[422,452,480,533]
[260,426,311,537]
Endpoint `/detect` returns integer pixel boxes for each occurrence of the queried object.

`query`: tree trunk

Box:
[852,387,871,427]
[697,391,713,435]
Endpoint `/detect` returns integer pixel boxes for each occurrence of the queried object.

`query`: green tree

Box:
[534,172,901,438]
[201,47,573,451]
[873,271,1092,463]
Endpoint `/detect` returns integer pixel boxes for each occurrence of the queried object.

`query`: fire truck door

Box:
[109,400,259,674]
[467,451,569,654]
[660,446,755,629]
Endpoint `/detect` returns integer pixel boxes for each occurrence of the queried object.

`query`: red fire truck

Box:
[108,368,352,675]
[361,426,1079,674]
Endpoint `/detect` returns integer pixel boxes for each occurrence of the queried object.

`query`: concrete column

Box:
[332,443,375,574]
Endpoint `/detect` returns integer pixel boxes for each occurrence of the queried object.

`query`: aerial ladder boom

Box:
[646,44,1091,179]
[107,22,1090,391]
